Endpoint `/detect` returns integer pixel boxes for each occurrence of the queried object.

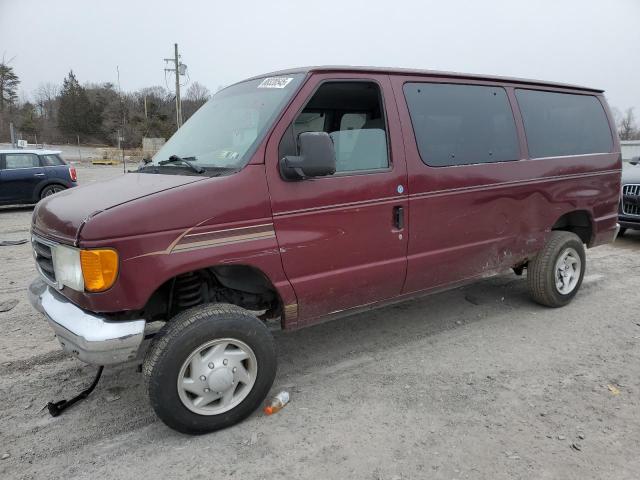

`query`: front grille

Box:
[32,235,57,286]
[622,184,640,216]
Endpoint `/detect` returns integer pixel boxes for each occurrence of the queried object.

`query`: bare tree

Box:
[185,81,211,104]
[618,108,638,141]
[182,82,211,121]
[34,82,59,119]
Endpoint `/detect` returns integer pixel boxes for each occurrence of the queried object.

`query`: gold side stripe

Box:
[184,223,274,238]
[126,224,276,260]
[172,230,275,252]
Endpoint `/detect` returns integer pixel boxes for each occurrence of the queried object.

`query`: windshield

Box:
[148,74,304,173]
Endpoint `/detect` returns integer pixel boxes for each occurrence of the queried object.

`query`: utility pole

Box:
[164,43,186,128]
[117,66,126,173]
[9,122,16,148]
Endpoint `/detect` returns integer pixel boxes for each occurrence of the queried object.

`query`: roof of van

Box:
[251,66,603,93]
[0,149,62,155]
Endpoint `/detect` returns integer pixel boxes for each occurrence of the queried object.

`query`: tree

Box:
[18,102,38,135]
[0,59,20,112]
[34,82,59,119]
[85,82,121,143]
[57,70,96,139]
[185,81,211,104]
[183,81,211,120]
[618,108,639,140]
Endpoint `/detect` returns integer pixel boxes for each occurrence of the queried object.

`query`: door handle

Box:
[393,206,404,230]
[34,173,45,177]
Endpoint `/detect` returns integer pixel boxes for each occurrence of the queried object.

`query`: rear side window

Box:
[403,83,519,167]
[5,153,40,169]
[41,154,64,166]
[515,89,612,158]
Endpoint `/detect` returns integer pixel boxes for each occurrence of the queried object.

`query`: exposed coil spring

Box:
[174,272,204,310]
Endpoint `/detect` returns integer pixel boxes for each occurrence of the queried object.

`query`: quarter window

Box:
[5,153,40,169]
[403,83,520,167]
[41,154,64,166]
[515,89,612,158]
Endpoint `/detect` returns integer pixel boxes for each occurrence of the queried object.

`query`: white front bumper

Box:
[28,278,146,365]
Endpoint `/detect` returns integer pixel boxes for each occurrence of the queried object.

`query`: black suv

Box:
[0,149,77,205]
[620,160,640,236]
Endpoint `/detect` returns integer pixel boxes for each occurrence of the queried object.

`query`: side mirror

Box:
[631,156,640,166]
[280,132,336,180]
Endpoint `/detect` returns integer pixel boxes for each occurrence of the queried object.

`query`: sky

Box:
[1,0,639,115]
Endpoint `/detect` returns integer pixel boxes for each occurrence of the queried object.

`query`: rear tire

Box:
[143,303,277,434]
[40,184,66,199]
[527,231,586,308]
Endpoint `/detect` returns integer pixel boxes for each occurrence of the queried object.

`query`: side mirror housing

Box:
[280,132,336,180]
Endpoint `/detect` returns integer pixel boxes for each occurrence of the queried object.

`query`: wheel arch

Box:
[141,263,286,327]
[38,181,68,199]
[551,209,594,245]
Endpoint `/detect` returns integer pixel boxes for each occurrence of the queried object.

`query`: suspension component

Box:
[174,272,205,311]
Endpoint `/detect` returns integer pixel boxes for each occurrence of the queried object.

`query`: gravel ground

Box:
[0,166,639,479]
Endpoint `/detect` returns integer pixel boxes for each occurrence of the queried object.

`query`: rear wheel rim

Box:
[177,338,258,416]
[43,186,63,197]
[554,247,581,295]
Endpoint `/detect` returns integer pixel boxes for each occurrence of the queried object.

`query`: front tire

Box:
[143,304,277,434]
[527,231,586,308]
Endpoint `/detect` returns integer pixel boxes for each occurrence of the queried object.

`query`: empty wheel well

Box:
[551,210,593,244]
[142,265,283,324]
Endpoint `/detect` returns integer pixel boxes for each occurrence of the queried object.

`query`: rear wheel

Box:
[143,303,277,434]
[527,231,586,307]
[40,184,65,199]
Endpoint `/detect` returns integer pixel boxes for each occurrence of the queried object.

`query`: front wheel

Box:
[143,304,277,434]
[527,231,586,308]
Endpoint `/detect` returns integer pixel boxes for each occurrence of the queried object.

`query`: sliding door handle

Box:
[393,206,404,230]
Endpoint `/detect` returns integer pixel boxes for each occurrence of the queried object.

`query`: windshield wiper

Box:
[158,155,205,174]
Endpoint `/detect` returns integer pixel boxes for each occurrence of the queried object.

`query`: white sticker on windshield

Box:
[258,77,294,89]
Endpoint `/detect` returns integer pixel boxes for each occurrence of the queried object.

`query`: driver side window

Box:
[280,81,389,173]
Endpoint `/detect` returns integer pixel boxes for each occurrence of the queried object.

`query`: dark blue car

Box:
[0,149,77,205]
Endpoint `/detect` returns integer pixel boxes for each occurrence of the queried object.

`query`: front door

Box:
[265,73,408,324]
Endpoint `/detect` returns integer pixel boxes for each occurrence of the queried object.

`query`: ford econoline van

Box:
[28,66,621,433]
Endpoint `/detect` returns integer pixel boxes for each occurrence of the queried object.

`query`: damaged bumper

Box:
[28,278,146,365]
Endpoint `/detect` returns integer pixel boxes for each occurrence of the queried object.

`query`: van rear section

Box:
[389,73,619,298]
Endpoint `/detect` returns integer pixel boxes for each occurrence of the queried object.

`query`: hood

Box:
[622,163,640,185]
[32,173,206,244]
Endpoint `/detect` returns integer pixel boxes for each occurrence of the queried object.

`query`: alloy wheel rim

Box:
[554,247,581,295]
[177,338,257,415]
[44,186,62,197]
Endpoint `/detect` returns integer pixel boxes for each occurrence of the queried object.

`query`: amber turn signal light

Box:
[80,249,119,292]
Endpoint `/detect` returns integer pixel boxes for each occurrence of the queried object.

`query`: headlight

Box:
[51,245,119,293]
[52,244,84,291]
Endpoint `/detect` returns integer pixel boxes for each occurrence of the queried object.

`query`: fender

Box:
[60,165,300,328]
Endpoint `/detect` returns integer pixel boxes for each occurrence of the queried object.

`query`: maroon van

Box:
[28,67,621,433]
